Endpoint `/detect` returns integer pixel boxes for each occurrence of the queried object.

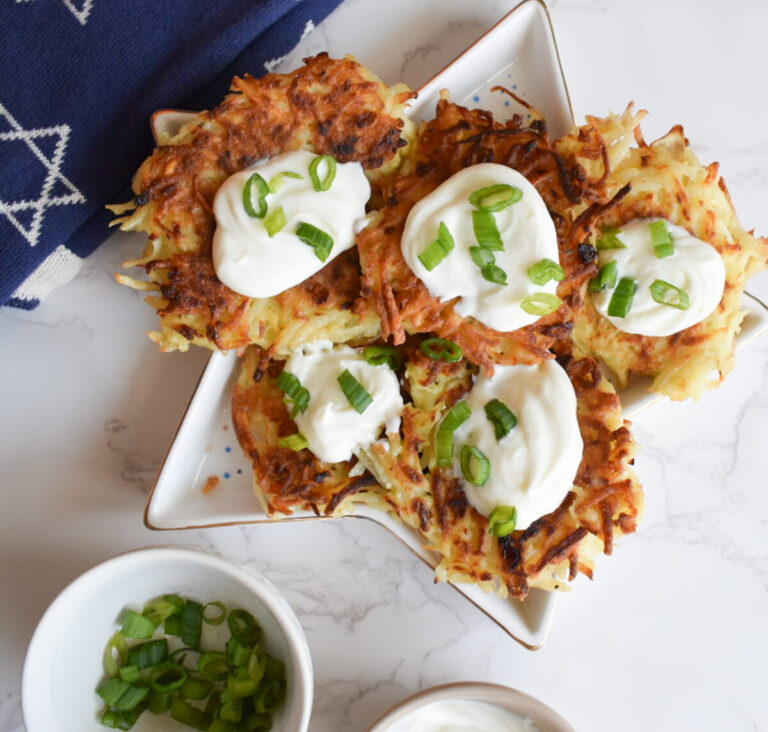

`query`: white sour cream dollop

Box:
[592,218,726,336]
[453,360,583,531]
[212,150,370,298]
[385,699,540,732]
[400,163,559,332]
[284,342,403,464]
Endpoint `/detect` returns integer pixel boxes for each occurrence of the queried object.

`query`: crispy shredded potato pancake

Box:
[233,343,643,600]
[356,93,604,371]
[112,53,414,354]
[554,105,768,400]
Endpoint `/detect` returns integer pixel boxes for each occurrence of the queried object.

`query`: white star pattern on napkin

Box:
[0,102,86,249]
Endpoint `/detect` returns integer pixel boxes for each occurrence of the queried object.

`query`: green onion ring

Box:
[527,258,565,286]
[420,337,463,362]
[460,444,491,486]
[472,209,504,251]
[103,631,128,678]
[484,399,517,440]
[337,369,373,414]
[607,276,638,318]
[242,172,269,218]
[650,279,690,310]
[436,401,472,466]
[520,293,562,316]
[227,609,262,647]
[309,155,337,191]
[649,219,675,258]
[278,433,309,451]
[296,221,334,262]
[148,662,189,693]
[202,601,227,625]
[418,221,455,271]
[268,171,302,193]
[469,183,522,212]
[363,345,401,370]
[264,206,287,237]
[488,505,518,537]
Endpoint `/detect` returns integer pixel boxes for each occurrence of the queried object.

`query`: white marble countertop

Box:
[2,1,768,730]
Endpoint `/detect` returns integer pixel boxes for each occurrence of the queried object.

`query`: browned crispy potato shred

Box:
[115,54,767,601]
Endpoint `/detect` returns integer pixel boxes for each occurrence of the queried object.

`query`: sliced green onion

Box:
[296,221,334,262]
[208,718,233,732]
[607,276,638,318]
[227,667,259,697]
[264,206,286,237]
[469,245,495,269]
[204,692,221,719]
[199,651,231,681]
[418,221,455,271]
[460,445,491,486]
[226,636,253,668]
[147,689,171,715]
[650,279,690,310]
[202,601,227,625]
[119,665,141,684]
[275,370,310,415]
[472,209,504,251]
[481,264,508,285]
[363,345,401,370]
[179,675,214,701]
[436,401,472,467]
[168,646,199,669]
[247,648,267,684]
[521,293,562,316]
[253,657,287,713]
[120,609,158,639]
[595,225,626,251]
[278,433,308,451]
[127,638,168,670]
[143,595,183,625]
[170,696,211,731]
[649,219,675,258]
[488,505,518,537]
[420,337,463,362]
[103,631,128,678]
[97,678,131,706]
[469,183,522,212]
[527,258,565,285]
[148,662,189,693]
[337,369,373,414]
[180,600,203,648]
[268,171,302,193]
[484,399,517,440]
[309,154,337,191]
[113,685,149,712]
[100,706,144,730]
[242,173,269,219]
[163,614,182,636]
[228,609,261,648]
[219,690,244,723]
[588,260,619,292]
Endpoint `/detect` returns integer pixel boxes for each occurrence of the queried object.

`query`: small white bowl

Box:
[22,546,313,732]
[367,682,575,732]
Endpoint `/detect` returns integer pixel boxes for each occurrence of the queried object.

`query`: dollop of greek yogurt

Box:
[212,150,370,298]
[453,360,583,531]
[385,699,540,732]
[400,163,559,332]
[592,218,726,336]
[284,342,403,464]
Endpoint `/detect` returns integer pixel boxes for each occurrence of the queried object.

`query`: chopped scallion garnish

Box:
[309,154,337,191]
[488,505,518,537]
[127,639,168,670]
[595,225,626,251]
[170,697,211,729]
[199,651,231,681]
[469,246,495,269]
[142,595,183,625]
[469,183,522,212]
[527,258,565,286]
[278,433,309,451]
[363,345,401,370]
[337,369,373,414]
[436,401,471,467]
[472,209,504,251]
[520,293,562,316]
[227,609,261,647]
[121,609,158,639]
[481,264,508,285]
[275,370,310,415]
[179,676,214,701]
[148,662,188,693]
[113,684,149,712]
[97,678,131,706]
[418,221,455,270]
[242,173,269,219]
[264,206,286,237]
[650,279,690,310]
[103,632,128,678]
[420,337,463,362]
[119,665,141,684]
[460,444,491,486]
[649,219,675,258]
[588,260,618,292]
[267,171,302,193]
[203,601,227,626]
[607,276,638,318]
[296,221,334,262]
[484,399,517,440]
[180,600,203,649]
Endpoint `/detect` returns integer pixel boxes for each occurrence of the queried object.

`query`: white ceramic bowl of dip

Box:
[367,682,575,732]
[22,546,313,732]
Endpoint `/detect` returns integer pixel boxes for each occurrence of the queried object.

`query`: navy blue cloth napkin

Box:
[0,0,343,310]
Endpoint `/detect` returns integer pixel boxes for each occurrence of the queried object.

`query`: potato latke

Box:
[554,105,768,399]
[112,54,414,354]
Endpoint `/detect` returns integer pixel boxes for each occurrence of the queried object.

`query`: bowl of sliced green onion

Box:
[22,546,313,732]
